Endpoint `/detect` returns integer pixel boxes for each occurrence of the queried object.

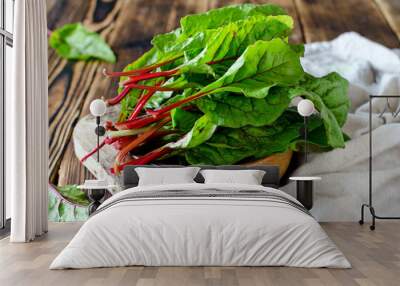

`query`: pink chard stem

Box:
[107,86,132,106]
[146,90,211,117]
[113,146,172,173]
[103,57,180,78]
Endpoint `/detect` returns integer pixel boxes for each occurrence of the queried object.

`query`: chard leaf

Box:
[49,23,116,63]
[290,128,349,153]
[290,44,305,56]
[57,185,90,206]
[185,144,252,165]
[180,3,287,35]
[171,108,202,132]
[156,15,293,60]
[301,73,350,126]
[196,87,290,128]
[168,114,217,149]
[289,72,350,148]
[184,15,293,65]
[164,88,196,106]
[199,39,304,99]
[185,111,323,165]
[290,126,333,152]
[151,28,182,52]
[48,185,89,222]
[153,15,294,81]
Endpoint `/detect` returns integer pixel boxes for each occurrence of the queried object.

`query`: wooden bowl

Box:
[243,150,293,178]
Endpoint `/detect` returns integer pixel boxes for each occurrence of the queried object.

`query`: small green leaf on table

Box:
[49,23,116,63]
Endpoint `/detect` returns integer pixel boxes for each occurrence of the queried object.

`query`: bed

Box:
[50,165,350,269]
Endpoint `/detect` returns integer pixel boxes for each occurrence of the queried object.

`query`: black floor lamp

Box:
[89,99,107,162]
[297,99,315,162]
[80,99,108,215]
[289,99,319,211]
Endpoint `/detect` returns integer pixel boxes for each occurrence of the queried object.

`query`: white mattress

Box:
[50,183,350,269]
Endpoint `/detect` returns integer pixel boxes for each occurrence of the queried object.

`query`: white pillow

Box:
[135,167,200,186]
[200,169,266,185]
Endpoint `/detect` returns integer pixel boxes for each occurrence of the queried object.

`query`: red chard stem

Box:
[207,56,238,65]
[107,86,131,106]
[115,112,170,130]
[111,136,136,150]
[80,139,106,163]
[104,137,118,145]
[127,82,162,121]
[103,57,180,78]
[124,83,180,92]
[113,146,172,173]
[105,121,116,131]
[121,69,178,86]
[146,90,211,117]
[80,137,119,163]
[114,117,171,174]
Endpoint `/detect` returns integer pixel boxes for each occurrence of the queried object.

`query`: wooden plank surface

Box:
[294,0,400,48]
[48,0,123,183]
[2,222,400,285]
[47,0,400,186]
[374,0,400,41]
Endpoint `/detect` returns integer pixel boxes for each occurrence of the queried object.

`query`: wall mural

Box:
[47,2,349,221]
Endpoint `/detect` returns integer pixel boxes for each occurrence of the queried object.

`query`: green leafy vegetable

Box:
[288,72,350,148]
[171,108,201,132]
[196,87,290,128]
[185,110,323,165]
[180,3,287,35]
[299,73,350,126]
[49,23,116,63]
[155,15,293,58]
[195,38,303,98]
[119,14,294,119]
[81,3,351,172]
[151,3,287,51]
[48,185,89,222]
[57,185,90,206]
[169,114,217,149]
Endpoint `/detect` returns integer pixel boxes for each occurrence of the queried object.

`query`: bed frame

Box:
[123,165,280,189]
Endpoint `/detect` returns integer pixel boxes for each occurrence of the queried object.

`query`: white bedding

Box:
[50,183,350,269]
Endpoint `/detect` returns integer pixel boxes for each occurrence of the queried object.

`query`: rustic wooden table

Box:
[47,0,400,186]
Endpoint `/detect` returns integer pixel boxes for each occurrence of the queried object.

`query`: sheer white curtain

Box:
[8,0,48,242]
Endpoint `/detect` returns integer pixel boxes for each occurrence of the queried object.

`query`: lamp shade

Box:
[90,99,107,117]
[297,99,315,117]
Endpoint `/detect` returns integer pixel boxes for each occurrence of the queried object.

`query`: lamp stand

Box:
[88,116,106,215]
[304,116,308,163]
[94,116,106,162]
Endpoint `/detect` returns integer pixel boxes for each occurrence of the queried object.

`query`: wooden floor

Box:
[47,0,400,187]
[1,222,400,286]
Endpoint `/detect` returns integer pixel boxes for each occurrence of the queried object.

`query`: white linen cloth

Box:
[8,0,49,242]
[50,183,350,269]
[282,32,400,221]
